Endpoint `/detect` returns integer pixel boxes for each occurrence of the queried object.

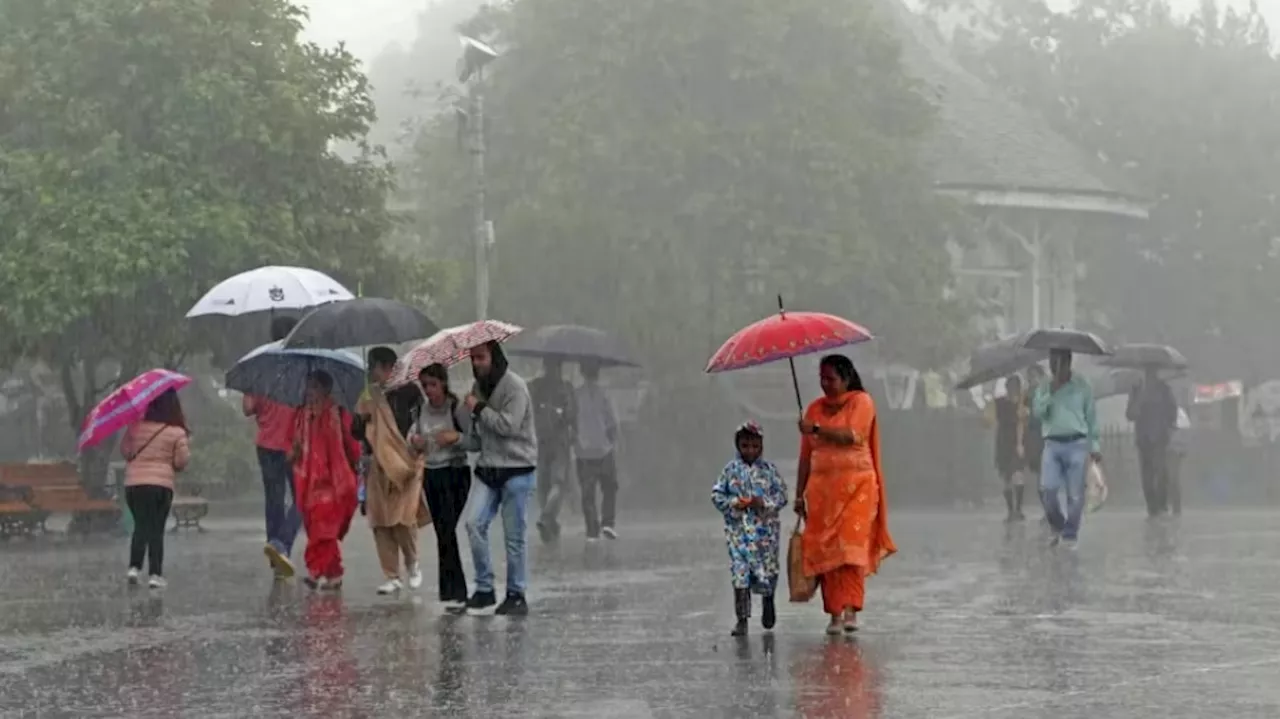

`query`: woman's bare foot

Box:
[842,608,858,633]
[826,616,842,636]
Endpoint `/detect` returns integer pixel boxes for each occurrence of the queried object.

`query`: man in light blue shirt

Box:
[575,361,620,541]
[1031,349,1102,548]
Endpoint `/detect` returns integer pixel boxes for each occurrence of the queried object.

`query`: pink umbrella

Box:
[386,320,522,389]
[78,369,192,451]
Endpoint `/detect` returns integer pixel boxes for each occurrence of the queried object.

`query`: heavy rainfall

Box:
[1,0,1279,716]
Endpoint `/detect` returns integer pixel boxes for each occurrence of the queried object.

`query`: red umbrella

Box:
[705,296,873,410]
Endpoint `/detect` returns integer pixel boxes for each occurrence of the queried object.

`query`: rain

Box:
[3,0,1280,716]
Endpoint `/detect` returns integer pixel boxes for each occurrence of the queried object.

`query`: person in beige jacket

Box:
[121,389,191,589]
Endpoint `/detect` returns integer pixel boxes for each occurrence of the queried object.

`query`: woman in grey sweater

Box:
[409,363,473,606]
[462,340,538,616]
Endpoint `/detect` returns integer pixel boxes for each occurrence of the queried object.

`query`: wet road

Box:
[2,509,1279,718]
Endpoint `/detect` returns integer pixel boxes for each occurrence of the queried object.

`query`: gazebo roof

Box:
[881,1,1147,216]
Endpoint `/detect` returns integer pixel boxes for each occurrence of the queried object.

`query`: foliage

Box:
[0,0,450,460]
[403,0,970,372]
[932,0,1280,380]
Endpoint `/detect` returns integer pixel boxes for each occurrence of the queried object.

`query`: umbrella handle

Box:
[788,356,803,413]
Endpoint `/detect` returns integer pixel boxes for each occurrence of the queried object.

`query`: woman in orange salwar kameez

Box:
[796,354,897,635]
[289,371,362,590]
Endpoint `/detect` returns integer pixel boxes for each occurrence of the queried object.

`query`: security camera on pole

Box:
[457,35,499,320]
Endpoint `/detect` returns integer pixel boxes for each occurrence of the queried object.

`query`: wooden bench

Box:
[0,462,120,536]
[171,486,209,533]
[0,484,41,539]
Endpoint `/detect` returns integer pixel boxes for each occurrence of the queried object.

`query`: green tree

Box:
[405,0,969,372]
[0,0,446,473]
[934,0,1280,380]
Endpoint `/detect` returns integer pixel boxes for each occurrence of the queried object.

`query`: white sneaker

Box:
[377,579,403,595]
[127,568,140,585]
[148,576,167,589]
[602,526,618,540]
[407,565,423,590]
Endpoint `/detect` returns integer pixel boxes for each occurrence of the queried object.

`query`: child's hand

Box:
[733,497,752,510]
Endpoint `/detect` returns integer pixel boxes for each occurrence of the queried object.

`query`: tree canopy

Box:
[934,0,1280,380]
[403,0,970,372]
[0,0,445,450]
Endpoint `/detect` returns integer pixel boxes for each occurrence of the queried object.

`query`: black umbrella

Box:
[504,324,639,367]
[1018,328,1110,356]
[1100,343,1189,370]
[954,336,1046,390]
[281,298,439,350]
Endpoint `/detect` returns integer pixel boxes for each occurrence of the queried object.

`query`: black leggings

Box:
[126,485,173,576]
[424,466,471,602]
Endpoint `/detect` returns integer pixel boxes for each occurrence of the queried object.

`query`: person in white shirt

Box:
[575,361,620,540]
[1167,406,1191,516]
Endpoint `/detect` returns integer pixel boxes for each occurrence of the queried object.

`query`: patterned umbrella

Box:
[705,296,873,410]
[386,320,523,389]
[78,369,192,451]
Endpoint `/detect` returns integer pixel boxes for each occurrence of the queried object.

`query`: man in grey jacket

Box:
[462,340,538,616]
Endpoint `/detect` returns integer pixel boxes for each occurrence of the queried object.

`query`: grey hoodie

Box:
[468,370,538,471]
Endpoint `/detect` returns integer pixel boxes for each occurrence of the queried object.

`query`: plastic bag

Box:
[1087,461,1109,513]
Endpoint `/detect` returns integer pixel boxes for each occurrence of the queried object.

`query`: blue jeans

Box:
[466,471,536,596]
[258,447,300,555]
[1039,438,1089,541]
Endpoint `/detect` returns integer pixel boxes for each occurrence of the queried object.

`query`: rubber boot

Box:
[1003,489,1015,522]
[730,588,750,637]
[761,592,777,630]
[1014,485,1025,520]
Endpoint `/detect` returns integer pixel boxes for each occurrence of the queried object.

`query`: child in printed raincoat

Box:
[712,420,788,637]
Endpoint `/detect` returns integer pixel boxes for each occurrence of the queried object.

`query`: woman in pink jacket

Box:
[121,389,191,588]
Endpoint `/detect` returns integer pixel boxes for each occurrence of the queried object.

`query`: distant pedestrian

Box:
[355,346,428,596]
[1167,406,1191,516]
[528,358,576,543]
[1032,349,1101,549]
[992,375,1027,522]
[122,389,191,589]
[575,361,620,541]
[410,363,473,608]
[1126,367,1178,517]
[245,315,303,579]
[289,371,362,590]
[463,340,538,616]
[711,421,787,637]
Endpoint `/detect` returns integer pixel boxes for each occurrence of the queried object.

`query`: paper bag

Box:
[787,520,818,603]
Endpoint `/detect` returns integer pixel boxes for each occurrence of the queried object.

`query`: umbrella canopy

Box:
[281,298,439,350]
[78,369,192,451]
[1092,366,1189,400]
[1100,343,1189,370]
[505,324,638,368]
[705,311,873,374]
[186,266,352,318]
[1018,328,1110,356]
[225,341,367,410]
[386,320,522,389]
[954,337,1046,390]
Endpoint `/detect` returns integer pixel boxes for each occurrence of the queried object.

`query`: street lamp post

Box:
[458,36,499,320]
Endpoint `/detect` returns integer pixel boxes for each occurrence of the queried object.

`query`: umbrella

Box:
[705,296,874,411]
[1100,343,1189,370]
[504,324,638,367]
[954,336,1046,390]
[226,341,367,410]
[186,266,352,318]
[1092,367,1188,400]
[1017,328,1110,356]
[281,298,439,350]
[78,369,192,451]
[386,320,523,389]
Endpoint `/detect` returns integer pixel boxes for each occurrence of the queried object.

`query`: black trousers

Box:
[424,465,471,602]
[1138,443,1170,516]
[126,485,174,576]
[577,453,618,538]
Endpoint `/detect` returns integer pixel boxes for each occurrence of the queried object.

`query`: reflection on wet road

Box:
[3,510,1280,717]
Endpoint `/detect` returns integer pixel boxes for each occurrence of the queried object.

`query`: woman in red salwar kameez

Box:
[289,370,362,590]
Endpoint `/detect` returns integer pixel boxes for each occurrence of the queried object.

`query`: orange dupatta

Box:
[799,390,897,579]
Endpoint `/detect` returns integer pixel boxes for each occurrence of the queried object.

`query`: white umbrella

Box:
[186,266,353,318]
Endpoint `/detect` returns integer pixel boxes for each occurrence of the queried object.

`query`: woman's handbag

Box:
[787,518,818,603]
